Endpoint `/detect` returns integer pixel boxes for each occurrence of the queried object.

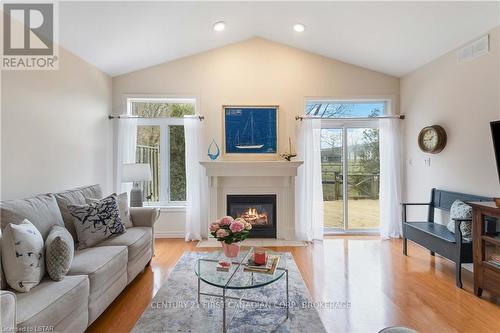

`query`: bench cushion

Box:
[405,222,456,243]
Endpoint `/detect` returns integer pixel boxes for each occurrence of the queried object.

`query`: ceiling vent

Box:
[457,34,489,63]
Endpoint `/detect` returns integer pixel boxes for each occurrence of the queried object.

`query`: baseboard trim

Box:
[155,231,184,238]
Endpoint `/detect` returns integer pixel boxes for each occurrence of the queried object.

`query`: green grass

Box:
[324,199,379,229]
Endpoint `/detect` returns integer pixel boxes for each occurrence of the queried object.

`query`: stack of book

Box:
[243,254,280,275]
[488,253,500,268]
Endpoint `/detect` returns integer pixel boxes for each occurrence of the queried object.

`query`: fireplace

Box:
[227,194,277,238]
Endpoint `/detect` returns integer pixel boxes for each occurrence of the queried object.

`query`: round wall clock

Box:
[418,125,447,154]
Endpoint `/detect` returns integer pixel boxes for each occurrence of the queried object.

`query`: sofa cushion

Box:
[54,184,103,240]
[2,220,45,292]
[1,194,64,240]
[99,227,151,262]
[16,275,89,329]
[45,225,74,281]
[67,245,127,299]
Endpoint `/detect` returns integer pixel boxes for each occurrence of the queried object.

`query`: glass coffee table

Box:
[194,247,288,333]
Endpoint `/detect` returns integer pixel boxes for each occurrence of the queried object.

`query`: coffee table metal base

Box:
[197,268,289,333]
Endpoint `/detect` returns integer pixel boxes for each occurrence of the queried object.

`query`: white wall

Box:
[1,47,113,200]
[112,38,400,237]
[402,27,500,222]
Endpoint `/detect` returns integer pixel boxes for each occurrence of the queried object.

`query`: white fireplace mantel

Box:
[200,160,303,177]
[200,160,303,240]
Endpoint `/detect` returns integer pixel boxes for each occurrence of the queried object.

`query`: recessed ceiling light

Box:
[213,21,226,32]
[293,23,305,33]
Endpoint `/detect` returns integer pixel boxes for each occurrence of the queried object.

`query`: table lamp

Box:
[122,163,152,207]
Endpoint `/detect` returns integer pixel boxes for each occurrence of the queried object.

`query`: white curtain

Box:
[295,118,324,241]
[184,117,205,241]
[115,118,137,194]
[379,118,403,239]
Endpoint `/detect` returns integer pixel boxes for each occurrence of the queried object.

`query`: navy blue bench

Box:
[402,188,492,288]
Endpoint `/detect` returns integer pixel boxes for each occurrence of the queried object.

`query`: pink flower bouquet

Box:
[209,216,252,244]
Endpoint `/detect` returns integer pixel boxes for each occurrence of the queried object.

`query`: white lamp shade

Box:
[122,163,152,183]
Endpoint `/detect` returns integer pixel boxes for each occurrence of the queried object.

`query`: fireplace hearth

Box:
[227,194,277,238]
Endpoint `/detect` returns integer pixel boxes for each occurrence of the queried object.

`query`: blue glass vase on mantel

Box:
[207,139,220,160]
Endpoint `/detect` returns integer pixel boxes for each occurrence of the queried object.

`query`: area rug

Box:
[196,239,308,248]
[133,252,326,333]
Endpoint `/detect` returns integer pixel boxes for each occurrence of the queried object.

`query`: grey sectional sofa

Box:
[0,185,159,332]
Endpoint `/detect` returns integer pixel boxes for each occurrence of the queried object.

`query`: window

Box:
[307,99,387,233]
[129,97,195,206]
[305,101,386,118]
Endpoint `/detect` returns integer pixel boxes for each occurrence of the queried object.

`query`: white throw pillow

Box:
[86,192,133,228]
[446,200,473,240]
[1,219,45,292]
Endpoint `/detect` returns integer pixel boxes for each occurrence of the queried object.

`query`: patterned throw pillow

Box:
[86,192,133,228]
[45,225,74,281]
[68,194,125,250]
[1,219,45,292]
[447,200,473,241]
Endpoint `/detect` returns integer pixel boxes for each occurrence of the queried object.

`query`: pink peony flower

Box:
[219,216,234,226]
[229,219,245,233]
[209,223,220,232]
[216,229,229,238]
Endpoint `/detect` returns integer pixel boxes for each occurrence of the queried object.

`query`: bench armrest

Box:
[1,291,16,332]
[401,202,431,223]
[130,207,160,228]
[401,202,431,206]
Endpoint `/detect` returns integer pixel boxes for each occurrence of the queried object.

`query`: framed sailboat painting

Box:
[223,105,278,155]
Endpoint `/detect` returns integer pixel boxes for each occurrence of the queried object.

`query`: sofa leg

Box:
[403,238,408,256]
[455,262,463,288]
[430,251,435,256]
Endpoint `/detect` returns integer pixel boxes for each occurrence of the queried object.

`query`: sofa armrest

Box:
[130,207,160,228]
[1,290,16,332]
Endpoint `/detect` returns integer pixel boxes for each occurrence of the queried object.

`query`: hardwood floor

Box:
[87,237,500,333]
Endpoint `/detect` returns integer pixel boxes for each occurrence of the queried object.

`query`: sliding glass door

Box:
[321,126,380,232]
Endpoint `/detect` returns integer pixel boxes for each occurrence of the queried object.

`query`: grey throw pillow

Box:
[447,200,473,240]
[68,194,125,250]
[1,220,45,292]
[87,192,133,228]
[45,225,74,281]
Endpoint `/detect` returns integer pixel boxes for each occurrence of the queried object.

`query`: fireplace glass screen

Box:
[227,194,276,238]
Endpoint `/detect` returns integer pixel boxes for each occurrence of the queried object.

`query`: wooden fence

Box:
[322,170,379,200]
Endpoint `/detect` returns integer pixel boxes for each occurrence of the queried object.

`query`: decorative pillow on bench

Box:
[446,200,473,241]
[68,194,125,250]
[1,219,45,292]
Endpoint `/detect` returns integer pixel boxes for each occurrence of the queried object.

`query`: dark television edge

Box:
[491,120,500,183]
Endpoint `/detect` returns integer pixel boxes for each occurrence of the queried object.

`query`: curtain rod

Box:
[108,115,204,121]
[295,114,405,121]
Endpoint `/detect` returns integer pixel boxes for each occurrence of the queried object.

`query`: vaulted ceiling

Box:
[59,1,500,77]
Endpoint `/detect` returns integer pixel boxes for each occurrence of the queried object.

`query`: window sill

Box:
[141,205,186,213]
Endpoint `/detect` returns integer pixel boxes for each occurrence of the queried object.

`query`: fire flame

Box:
[241,207,268,225]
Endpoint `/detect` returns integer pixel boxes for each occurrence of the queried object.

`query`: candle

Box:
[254,250,266,265]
